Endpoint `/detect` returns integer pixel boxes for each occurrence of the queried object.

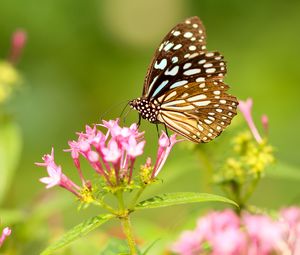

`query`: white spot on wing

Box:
[184,32,193,38]
[165,66,179,76]
[164,42,174,51]
[196,77,205,82]
[173,31,181,36]
[173,44,182,50]
[183,63,192,70]
[172,57,178,63]
[206,68,216,74]
[164,91,177,101]
[189,45,196,51]
[184,69,201,76]
[194,100,211,106]
[187,94,207,102]
[154,59,167,70]
[170,80,188,89]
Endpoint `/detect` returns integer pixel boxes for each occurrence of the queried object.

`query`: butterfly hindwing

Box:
[156,81,237,143]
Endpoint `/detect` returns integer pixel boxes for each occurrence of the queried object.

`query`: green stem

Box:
[92,200,115,213]
[129,186,146,209]
[121,216,137,255]
[116,190,137,254]
[197,149,214,192]
[242,173,261,204]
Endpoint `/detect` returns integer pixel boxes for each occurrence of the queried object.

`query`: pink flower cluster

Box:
[0,227,11,247]
[171,208,300,255]
[36,119,180,197]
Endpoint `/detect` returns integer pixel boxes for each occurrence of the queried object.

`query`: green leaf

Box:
[142,238,160,255]
[41,214,115,255]
[100,238,130,255]
[135,192,238,210]
[0,120,22,205]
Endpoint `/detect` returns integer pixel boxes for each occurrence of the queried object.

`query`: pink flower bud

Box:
[9,29,27,64]
[238,98,263,143]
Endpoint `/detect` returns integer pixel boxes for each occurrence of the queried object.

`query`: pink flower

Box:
[261,114,269,136]
[172,209,300,255]
[152,132,181,177]
[39,164,62,188]
[124,136,145,158]
[280,207,300,254]
[9,29,26,64]
[36,148,81,198]
[171,230,202,255]
[102,139,122,163]
[243,213,287,255]
[211,228,246,255]
[238,98,263,143]
[0,227,11,247]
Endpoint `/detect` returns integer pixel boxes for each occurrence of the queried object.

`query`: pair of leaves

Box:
[41,192,237,254]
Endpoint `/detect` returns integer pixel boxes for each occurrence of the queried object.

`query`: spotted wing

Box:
[143,16,208,98]
[155,81,238,143]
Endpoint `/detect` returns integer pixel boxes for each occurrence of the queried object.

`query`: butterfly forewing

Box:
[143,16,207,98]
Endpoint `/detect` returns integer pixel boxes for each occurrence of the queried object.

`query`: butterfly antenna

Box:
[123,107,133,124]
[100,99,130,121]
[119,101,131,123]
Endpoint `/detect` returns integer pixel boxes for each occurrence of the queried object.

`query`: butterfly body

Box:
[131,16,238,143]
[129,98,160,123]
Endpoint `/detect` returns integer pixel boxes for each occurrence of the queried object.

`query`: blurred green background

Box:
[0,0,300,254]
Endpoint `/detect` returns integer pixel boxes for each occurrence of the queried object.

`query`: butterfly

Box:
[129,16,238,143]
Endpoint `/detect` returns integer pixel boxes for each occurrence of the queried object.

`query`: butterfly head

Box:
[129,97,160,123]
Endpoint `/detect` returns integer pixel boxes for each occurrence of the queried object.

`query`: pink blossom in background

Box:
[261,114,269,136]
[9,29,27,64]
[36,119,180,195]
[243,213,287,255]
[171,208,300,255]
[0,227,11,247]
[238,98,263,143]
[280,207,300,254]
[171,230,202,255]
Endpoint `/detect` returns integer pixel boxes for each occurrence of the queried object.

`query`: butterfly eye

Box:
[131,16,238,143]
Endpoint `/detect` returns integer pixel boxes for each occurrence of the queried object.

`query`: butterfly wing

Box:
[156,81,237,143]
[139,16,238,143]
[143,16,207,98]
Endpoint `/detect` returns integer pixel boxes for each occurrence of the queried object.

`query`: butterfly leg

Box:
[156,124,160,139]
[164,124,171,146]
[137,114,142,128]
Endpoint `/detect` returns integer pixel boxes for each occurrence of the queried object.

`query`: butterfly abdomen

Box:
[130,98,161,123]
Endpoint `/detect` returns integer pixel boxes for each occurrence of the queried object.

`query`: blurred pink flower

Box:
[171,230,202,255]
[9,29,27,64]
[280,207,300,254]
[261,114,269,136]
[0,227,11,247]
[172,208,300,255]
[238,98,263,143]
[243,213,287,255]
